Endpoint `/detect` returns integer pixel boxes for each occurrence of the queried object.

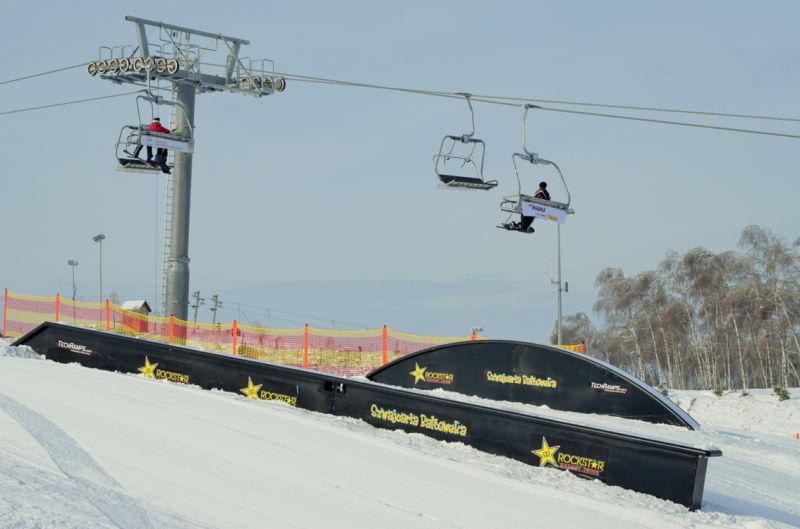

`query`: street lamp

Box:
[91,234,105,302]
[551,224,569,345]
[67,260,78,300]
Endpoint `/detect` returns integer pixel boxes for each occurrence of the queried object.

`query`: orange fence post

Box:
[232,320,238,356]
[303,324,309,368]
[382,325,388,365]
[2,288,8,337]
[105,300,110,330]
[169,315,175,343]
[55,293,60,322]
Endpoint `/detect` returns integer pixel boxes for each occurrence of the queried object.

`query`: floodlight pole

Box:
[67,260,78,300]
[165,83,195,321]
[92,234,105,303]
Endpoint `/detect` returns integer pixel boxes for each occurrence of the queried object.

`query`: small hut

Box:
[120,300,152,333]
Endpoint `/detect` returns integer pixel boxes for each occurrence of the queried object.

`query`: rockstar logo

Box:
[532,437,560,467]
[240,377,263,399]
[409,363,427,385]
[138,357,158,379]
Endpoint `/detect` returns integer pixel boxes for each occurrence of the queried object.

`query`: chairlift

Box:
[433,94,497,190]
[115,91,194,173]
[499,104,573,228]
[115,125,172,173]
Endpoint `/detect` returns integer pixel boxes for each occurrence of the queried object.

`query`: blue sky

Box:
[1,0,798,341]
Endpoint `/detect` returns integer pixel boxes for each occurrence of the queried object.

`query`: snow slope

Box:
[1,338,798,529]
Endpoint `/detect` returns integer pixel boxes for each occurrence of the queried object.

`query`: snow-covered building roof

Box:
[120,300,151,314]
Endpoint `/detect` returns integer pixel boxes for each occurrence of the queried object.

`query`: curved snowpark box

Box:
[368,340,699,429]
[13,322,720,510]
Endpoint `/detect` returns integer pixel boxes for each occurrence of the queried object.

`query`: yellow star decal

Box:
[240,377,263,399]
[138,357,158,379]
[532,437,560,467]
[409,363,427,384]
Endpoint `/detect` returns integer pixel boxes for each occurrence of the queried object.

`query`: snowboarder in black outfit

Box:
[504,181,550,233]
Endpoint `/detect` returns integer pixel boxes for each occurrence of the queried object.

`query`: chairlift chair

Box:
[499,105,573,227]
[433,94,497,190]
[115,92,194,173]
[115,125,169,173]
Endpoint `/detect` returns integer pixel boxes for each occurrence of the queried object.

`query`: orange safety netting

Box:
[560,342,586,353]
[2,289,481,376]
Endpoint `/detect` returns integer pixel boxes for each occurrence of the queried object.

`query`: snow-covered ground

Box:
[1,337,798,529]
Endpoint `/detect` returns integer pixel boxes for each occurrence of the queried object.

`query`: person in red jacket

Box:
[133,117,171,173]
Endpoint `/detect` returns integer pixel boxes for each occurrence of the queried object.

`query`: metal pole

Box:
[191,290,204,322]
[193,293,199,322]
[210,294,221,325]
[92,235,105,302]
[165,82,195,321]
[556,223,563,345]
[68,260,78,300]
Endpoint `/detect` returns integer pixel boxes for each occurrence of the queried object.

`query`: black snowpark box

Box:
[13,322,720,510]
[367,339,700,429]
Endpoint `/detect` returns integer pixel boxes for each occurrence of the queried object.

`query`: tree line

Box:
[555,225,800,390]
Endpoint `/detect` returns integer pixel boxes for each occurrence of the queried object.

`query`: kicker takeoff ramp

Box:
[13,323,720,509]
[368,340,698,429]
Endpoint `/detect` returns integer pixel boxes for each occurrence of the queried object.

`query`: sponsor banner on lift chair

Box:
[140,132,194,153]
[521,198,567,224]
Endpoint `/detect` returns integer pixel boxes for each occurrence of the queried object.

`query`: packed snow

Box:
[1,338,798,529]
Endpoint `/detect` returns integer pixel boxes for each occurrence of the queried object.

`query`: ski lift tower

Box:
[88,16,285,321]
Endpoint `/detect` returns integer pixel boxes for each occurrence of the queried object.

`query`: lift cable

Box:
[2,62,799,124]
[277,72,800,139]
[1,62,798,139]
[0,63,86,86]
[0,91,140,116]
[275,70,800,123]
[526,105,800,140]
[466,93,800,123]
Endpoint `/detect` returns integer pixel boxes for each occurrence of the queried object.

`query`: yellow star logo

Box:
[138,357,158,379]
[409,363,427,384]
[240,377,263,399]
[532,437,560,467]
